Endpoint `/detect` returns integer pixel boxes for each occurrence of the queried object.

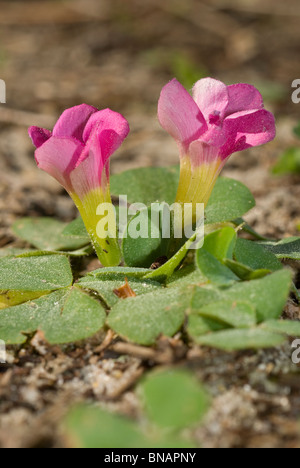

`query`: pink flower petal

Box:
[226,84,264,116]
[198,124,227,148]
[69,109,130,197]
[158,79,207,153]
[192,78,229,122]
[34,136,84,192]
[70,152,108,200]
[28,126,52,148]
[220,109,276,159]
[189,140,221,168]
[52,104,98,142]
[80,108,130,166]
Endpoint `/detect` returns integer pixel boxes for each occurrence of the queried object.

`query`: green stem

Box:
[72,188,121,267]
[144,228,202,282]
[85,226,121,268]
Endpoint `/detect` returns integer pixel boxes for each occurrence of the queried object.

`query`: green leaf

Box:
[203,227,237,262]
[234,238,282,271]
[232,218,271,241]
[196,228,263,284]
[107,288,190,345]
[78,275,162,308]
[189,286,221,307]
[14,247,92,258]
[272,147,300,175]
[0,255,73,308]
[85,266,151,279]
[64,405,147,448]
[139,369,210,430]
[205,178,255,224]
[196,328,286,350]
[195,300,257,329]
[0,255,72,291]
[63,405,195,448]
[13,217,89,251]
[62,217,89,240]
[122,205,169,268]
[188,287,256,341]
[59,246,93,257]
[187,288,229,338]
[188,314,226,337]
[196,248,239,285]
[187,300,257,343]
[0,248,35,258]
[224,259,270,281]
[191,270,292,323]
[261,320,300,337]
[166,265,206,288]
[111,166,180,205]
[260,237,300,260]
[144,226,204,282]
[0,288,106,344]
[224,270,292,322]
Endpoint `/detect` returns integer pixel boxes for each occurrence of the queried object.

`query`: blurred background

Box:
[0,0,300,241]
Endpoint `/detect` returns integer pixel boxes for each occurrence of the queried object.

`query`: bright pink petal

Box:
[198,124,227,148]
[80,108,130,166]
[158,79,207,152]
[52,104,98,142]
[226,84,264,116]
[28,126,52,148]
[34,136,84,191]
[67,109,130,197]
[219,109,276,159]
[192,78,229,122]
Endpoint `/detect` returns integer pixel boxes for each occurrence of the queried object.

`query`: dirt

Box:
[0,0,300,448]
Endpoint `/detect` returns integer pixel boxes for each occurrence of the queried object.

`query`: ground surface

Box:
[0,0,300,448]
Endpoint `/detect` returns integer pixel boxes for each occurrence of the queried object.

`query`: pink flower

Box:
[29,104,130,266]
[158,78,276,208]
[29,104,129,200]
